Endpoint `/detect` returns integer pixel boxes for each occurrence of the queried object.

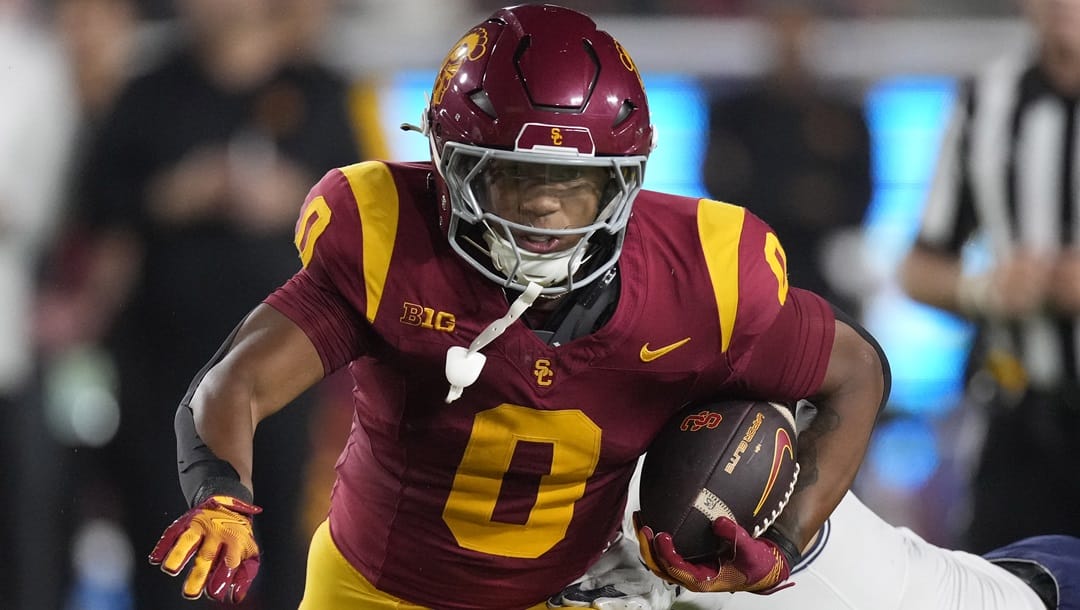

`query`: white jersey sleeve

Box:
[666,490,1044,610]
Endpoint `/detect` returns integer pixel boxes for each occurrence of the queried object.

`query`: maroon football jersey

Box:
[265,161,834,609]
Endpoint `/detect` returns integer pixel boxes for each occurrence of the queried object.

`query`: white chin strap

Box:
[444,281,542,403]
[483,232,587,287]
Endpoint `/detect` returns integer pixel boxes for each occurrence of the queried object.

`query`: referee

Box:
[899,0,1080,553]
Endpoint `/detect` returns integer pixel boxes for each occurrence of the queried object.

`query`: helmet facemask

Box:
[420,4,655,298]
[438,141,646,296]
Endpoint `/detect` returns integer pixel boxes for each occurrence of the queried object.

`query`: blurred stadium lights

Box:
[863,76,974,418]
[327,15,1031,80]
[43,344,121,448]
[866,415,942,490]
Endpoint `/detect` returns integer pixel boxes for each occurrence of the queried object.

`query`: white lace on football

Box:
[753,462,801,538]
[444,281,542,403]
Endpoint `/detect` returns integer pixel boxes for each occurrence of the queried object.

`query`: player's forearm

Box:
[174,357,261,505]
[175,305,325,504]
[191,365,259,491]
[777,324,886,551]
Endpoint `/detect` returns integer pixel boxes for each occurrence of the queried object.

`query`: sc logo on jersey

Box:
[534,359,554,386]
[401,302,456,332]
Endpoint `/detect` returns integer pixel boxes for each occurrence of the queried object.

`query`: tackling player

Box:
[691,490,1079,610]
[555,453,1078,610]
[148,5,888,608]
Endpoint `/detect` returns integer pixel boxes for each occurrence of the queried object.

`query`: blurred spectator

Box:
[0,0,77,404]
[133,0,174,20]
[471,0,751,14]
[37,0,143,301]
[702,1,873,316]
[469,0,1016,17]
[36,0,141,356]
[0,2,79,609]
[33,2,142,609]
[54,0,140,122]
[899,0,1080,553]
[41,0,364,607]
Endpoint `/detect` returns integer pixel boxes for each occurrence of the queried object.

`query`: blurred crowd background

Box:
[0,0,1055,608]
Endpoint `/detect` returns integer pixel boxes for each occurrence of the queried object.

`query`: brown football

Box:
[638,399,799,562]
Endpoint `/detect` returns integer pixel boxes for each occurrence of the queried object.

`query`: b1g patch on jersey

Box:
[400,302,457,333]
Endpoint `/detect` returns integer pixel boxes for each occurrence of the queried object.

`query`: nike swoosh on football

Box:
[639,337,691,362]
[754,427,794,516]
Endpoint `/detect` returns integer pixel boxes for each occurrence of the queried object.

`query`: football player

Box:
[148,4,888,608]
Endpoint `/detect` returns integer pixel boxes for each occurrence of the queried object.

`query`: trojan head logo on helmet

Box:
[423,3,655,296]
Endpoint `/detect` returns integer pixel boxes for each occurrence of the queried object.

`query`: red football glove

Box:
[149,495,262,603]
[633,512,791,594]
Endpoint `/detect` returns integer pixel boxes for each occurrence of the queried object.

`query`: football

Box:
[637,399,799,563]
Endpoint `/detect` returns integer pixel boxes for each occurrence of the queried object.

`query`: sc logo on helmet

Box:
[516,123,595,155]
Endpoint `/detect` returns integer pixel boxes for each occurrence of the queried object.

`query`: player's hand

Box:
[148,495,262,603]
[634,512,791,594]
[547,574,674,609]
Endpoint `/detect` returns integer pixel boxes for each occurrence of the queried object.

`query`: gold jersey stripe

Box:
[697,199,746,353]
[341,162,399,324]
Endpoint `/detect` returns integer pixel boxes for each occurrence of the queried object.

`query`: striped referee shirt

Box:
[915,49,1080,390]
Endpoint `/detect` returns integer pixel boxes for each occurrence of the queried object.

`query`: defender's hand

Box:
[634,512,790,594]
[149,495,262,603]
[547,533,677,609]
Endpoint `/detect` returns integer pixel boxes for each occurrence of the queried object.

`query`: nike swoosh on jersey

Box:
[639,337,692,362]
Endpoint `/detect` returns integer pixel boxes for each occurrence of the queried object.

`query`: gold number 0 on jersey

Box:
[443,405,601,558]
[295,196,332,268]
[764,232,789,305]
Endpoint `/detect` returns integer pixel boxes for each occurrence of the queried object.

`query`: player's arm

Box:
[177,164,373,499]
[149,303,324,603]
[777,306,887,554]
[638,296,888,595]
[183,303,324,497]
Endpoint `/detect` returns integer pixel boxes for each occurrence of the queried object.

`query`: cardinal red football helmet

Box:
[424,4,655,295]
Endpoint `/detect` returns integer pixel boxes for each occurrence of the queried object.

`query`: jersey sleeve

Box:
[265,269,370,375]
[697,201,835,400]
[733,287,835,400]
[264,165,377,374]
